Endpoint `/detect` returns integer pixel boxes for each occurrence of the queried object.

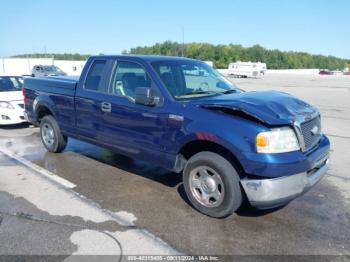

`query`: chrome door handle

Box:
[101,102,111,112]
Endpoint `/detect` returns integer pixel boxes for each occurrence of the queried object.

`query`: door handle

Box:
[101,102,112,112]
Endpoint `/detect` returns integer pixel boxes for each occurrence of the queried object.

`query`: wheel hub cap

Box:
[42,123,54,146]
[202,177,216,192]
[189,166,225,208]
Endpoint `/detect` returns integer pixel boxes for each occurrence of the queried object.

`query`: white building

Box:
[204,61,214,67]
[0,58,86,76]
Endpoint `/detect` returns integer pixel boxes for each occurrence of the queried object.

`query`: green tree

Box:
[125,41,349,69]
[12,53,89,61]
[13,44,350,70]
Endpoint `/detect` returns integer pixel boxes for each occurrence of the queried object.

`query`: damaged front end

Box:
[200,104,268,125]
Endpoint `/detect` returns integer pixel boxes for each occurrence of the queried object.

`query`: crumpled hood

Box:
[192,91,318,125]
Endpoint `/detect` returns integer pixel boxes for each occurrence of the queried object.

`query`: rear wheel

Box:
[183,151,242,218]
[40,115,67,153]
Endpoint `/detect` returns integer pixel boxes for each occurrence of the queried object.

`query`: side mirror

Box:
[135,87,159,106]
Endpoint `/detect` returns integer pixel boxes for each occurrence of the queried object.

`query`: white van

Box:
[228,61,267,78]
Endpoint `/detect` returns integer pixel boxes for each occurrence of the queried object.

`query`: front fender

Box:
[176,131,249,171]
[173,113,269,175]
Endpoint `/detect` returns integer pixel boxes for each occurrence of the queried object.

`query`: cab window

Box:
[109,61,152,101]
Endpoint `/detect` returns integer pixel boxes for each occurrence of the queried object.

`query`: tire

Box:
[40,115,67,153]
[183,151,242,218]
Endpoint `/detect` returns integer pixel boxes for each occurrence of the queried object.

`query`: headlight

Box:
[0,101,14,109]
[256,127,300,153]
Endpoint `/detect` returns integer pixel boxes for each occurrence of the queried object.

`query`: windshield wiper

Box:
[185,90,218,95]
[220,89,239,94]
[177,90,218,97]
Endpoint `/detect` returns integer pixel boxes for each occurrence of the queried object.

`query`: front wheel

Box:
[183,151,242,218]
[40,115,67,153]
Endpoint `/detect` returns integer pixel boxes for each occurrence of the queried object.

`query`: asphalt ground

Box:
[0,74,349,258]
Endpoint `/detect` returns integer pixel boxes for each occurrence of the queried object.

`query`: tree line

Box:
[12,43,350,70]
[12,53,90,61]
[125,41,350,70]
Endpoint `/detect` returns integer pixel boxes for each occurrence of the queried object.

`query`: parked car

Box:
[0,75,26,125]
[24,55,330,218]
[319,70,331,75]
[32,65,66,77]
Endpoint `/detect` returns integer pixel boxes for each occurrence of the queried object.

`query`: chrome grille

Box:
[300,116,321,151]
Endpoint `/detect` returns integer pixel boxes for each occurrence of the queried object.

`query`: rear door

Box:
[75,59,114,140]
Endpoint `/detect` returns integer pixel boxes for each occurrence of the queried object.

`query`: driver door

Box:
[101,59,167,159]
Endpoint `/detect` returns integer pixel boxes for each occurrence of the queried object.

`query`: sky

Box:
[0,0,349,58]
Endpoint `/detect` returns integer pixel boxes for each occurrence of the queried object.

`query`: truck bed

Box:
[24,76,78,96]
[24,76,79,134]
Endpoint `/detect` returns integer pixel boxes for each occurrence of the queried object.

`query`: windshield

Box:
[44,66,62,72]
[152,60,241,99]
[0,76,23,92]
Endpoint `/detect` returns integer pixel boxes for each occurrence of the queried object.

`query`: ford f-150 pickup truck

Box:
[23,55,330,218]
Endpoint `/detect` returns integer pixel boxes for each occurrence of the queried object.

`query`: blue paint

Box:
[24,55,330,178]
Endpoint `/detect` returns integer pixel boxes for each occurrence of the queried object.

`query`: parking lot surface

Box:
[0,74,349,256]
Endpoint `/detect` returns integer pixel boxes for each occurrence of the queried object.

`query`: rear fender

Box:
[33,95,57,121]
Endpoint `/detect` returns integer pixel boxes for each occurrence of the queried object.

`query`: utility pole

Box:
[181,27,185,57]
[2,58,5,73]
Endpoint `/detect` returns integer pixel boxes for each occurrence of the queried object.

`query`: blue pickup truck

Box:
[23,55,330,218]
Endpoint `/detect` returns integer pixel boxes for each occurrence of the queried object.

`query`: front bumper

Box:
[240,156,329,209]
[240,135,330,178]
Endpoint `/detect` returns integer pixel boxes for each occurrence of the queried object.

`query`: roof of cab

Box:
[88,54,199,63]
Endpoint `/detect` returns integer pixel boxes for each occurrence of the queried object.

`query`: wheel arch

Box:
[34,97,57,123]
[176,139,245,177]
